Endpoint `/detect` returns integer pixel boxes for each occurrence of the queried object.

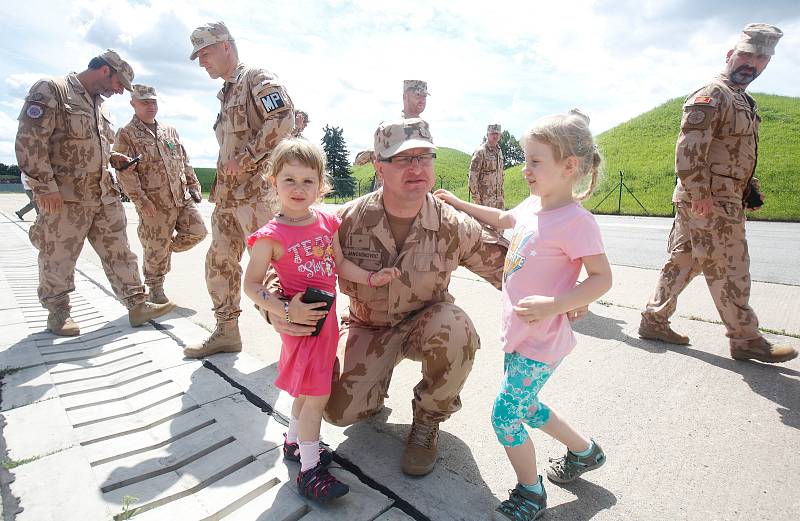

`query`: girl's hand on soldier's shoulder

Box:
[433,189,461,206]
[513,295,558,325]
[369,267,401,287]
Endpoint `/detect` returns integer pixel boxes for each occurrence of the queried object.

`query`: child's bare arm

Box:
[243,239,286,316]
[332,230,400,286]
[514,254,613,323]
[433,189,515,229]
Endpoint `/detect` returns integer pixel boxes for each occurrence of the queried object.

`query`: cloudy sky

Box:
[1,0,797,167]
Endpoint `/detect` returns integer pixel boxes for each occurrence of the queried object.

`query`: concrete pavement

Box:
[1,193,798,520]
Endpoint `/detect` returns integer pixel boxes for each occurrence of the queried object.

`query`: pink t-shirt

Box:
[501,196,605,363]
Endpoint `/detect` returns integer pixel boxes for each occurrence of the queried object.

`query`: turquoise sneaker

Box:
[547,439,606,484]
[493,477,546,521]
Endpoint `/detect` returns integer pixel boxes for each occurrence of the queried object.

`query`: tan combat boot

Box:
[129,301,176,327]
[183,321,242,358]
[47,307,80,336]
[401,420,439,476]
[731,337,798,364]
[638,319,690,345]
[148,286,169,305]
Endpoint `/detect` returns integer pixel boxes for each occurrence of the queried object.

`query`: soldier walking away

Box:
[639,23,797,364]
[15,49,176,336]
[184,21,295,358]
[469,123,505,211]
[114,84,208,306]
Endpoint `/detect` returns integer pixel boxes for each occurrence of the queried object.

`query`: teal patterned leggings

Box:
[492,352,560,447]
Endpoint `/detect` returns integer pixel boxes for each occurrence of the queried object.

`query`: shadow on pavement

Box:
[546,478,618,521]
[623,331,800,430]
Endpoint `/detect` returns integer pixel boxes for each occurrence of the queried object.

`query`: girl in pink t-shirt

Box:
[435,110,612,521]
[243,139,399,503]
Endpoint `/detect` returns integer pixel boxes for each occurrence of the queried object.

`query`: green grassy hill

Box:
[194,95,799,219]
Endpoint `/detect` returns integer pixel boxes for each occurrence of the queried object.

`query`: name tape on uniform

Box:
[261,92,286,113]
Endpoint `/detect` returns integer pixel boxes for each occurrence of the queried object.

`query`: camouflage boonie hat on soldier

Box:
[190,21,233,60]
[403,80,430,96]
[487,124,501,133]
[735,23,782,56]
[374,118,436,159]
[131,84,157,100]
[99,49,134,91]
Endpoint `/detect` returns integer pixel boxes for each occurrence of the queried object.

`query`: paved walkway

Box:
[1,195,799,520]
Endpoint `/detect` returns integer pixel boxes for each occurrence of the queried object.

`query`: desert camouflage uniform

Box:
[642,74,764,349]
[207,63,294,322]
[469,142,504,209]
[16,74,146,310]
[114,116,207,289]
[324,191,508,426]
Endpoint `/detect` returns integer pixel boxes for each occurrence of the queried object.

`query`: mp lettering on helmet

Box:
[260,92,286,113]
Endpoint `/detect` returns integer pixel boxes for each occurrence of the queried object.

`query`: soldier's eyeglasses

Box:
[379,153,436,167]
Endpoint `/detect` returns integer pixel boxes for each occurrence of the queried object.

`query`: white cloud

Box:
[1,0,798,167]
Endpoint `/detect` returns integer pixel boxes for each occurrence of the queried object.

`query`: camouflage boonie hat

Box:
[487,124,501,133]
[99,49,134,91]
[374,118,436,159]
[403,80,430,95]
[131,84,157,100]
[735,23,782,56]
[190,21,233,60]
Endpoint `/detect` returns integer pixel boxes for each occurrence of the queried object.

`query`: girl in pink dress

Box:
[244,138,399,503]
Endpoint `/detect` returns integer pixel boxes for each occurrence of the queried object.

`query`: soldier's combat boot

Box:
[638,319,690,345]
[47,307,80,336]
[148,286,169,305]
[128,301,176,327]
[183,321,242,358]
[731,337,798,364]
[401,420,439,476]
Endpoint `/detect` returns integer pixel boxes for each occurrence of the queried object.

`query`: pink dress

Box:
[247,210,341,397]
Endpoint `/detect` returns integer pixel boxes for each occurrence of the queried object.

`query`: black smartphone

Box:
[119,154,143,170]
[300,287,335,337]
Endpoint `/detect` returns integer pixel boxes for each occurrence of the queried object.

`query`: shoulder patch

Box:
[694,96,713,105]
[686,110,705,125]
[26,104,44,119]
[260,92,286,113]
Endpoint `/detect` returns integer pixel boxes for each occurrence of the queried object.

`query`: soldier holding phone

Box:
[114,84,208,305]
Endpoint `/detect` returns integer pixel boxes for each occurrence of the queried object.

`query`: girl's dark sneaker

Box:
[282,434,333,466]
[493,478,547,521]
[296,462,349,502]
[547,439,606,483]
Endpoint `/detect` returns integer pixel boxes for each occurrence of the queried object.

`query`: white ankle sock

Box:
[287,416,299,444]
[299,440,320,472]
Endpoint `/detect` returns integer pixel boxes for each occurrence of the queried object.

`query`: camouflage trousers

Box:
[138,203,207,288]
[206,201,272,322]
[473,195,504,210]
[642,202,761,347]
[29,201,145,310]
[323,302,480,427]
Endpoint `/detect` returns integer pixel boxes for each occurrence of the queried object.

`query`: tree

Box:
[321,125,356,197]
[499,130,524,169]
